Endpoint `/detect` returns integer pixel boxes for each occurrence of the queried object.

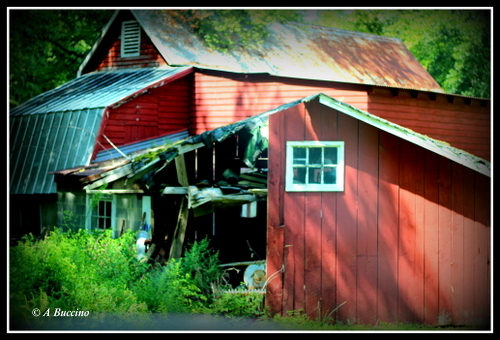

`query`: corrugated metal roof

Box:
[10,108,104,194]
[9,66,192,194]
[129,10,444,93]
[10,66,192,116]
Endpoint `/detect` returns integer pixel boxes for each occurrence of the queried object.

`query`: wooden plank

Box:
[318,102,338,322]
[462,168,476,325]
[83,163,133,190]
[85,189,144,194]
[377,131,400,323]
[450,161,465,325]
[282,103,306,314]
[168,196,189,260]
[303,102,322,319]
[335,112,358,323]
[474,173,491,326]
[266,110,285,316]
[162,187,189,195]
[397,140,418,323]
[423,150,440,325]
[175,154,189,187]
[437,157,453,325]
[356,122,379,325]
[413,146,426,324]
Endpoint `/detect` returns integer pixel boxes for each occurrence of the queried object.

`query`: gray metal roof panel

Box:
[10,108,104,194]
[10,67,192,116]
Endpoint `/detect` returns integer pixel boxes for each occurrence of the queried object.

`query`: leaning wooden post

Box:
[169,154,190,260]
[168,196,189,260]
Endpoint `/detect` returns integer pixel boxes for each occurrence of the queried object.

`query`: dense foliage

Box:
[9,10,113,106]
[9,229,265,330]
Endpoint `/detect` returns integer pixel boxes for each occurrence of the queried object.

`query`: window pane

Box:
[323,167,336,184]
[293,167,306,184]
[309,167,321,183]
[293,147,306,165]
[308,147,322,165]
[324,147,338,164]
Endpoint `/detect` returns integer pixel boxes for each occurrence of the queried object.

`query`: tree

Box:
[314,9,491,98]
[168,9,303,53]
[9,9,113,106]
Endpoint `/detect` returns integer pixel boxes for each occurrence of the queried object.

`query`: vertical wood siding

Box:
[266,101,490,326]
[94,75,192,154]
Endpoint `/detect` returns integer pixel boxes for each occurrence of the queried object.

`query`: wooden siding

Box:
[193,71,490,161]
[192,71,369,135]
[368,88,491,161]
[93,28,167,71]
[94,75,192,155]
[266,101,490,326]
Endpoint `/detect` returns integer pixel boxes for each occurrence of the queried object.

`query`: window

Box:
[121,20,141,58]
[286,141,344,192]
[88,194,114,230]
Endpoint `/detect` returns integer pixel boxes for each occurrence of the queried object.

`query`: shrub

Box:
[10,228,149,323]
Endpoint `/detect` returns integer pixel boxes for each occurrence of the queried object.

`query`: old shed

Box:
[264,94,490,327]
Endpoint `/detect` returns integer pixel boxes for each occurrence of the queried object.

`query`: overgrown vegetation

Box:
[9,229,266,330]
[9,228,477,331]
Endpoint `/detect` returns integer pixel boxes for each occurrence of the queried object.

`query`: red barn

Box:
[10,9,491,327]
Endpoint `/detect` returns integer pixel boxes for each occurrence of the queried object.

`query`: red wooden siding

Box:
[93,28,167,72]
[266,100,490,326]
[94,75,192,154]
[368,88,490,161]
[192,71,369,135]
[193,71,490,161]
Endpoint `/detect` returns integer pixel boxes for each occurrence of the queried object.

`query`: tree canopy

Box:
[8,8,491,107]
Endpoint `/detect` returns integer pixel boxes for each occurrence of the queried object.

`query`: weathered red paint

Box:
[192,71,490,161]
[265,100,490,327]
[94,75,192,154]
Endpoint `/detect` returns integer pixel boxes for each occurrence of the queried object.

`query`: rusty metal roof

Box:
[127,10,444,93]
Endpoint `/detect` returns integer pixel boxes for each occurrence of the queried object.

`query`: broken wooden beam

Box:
[162,187,189,195]
[85,189,145,194]
[168,196,189,260]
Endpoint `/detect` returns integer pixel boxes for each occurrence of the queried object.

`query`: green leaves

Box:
[170,10,302,53]
[9,10,112,106]
[315,9,491,98]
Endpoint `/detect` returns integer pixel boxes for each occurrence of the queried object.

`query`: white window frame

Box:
[285,141,345,192]
[85,194,117,232]
[121,20,141,58]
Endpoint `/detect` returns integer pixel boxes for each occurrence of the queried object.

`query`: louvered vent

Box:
[121,20,141,58]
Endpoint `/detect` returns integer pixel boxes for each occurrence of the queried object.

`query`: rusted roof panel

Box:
[132,10,444,93]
